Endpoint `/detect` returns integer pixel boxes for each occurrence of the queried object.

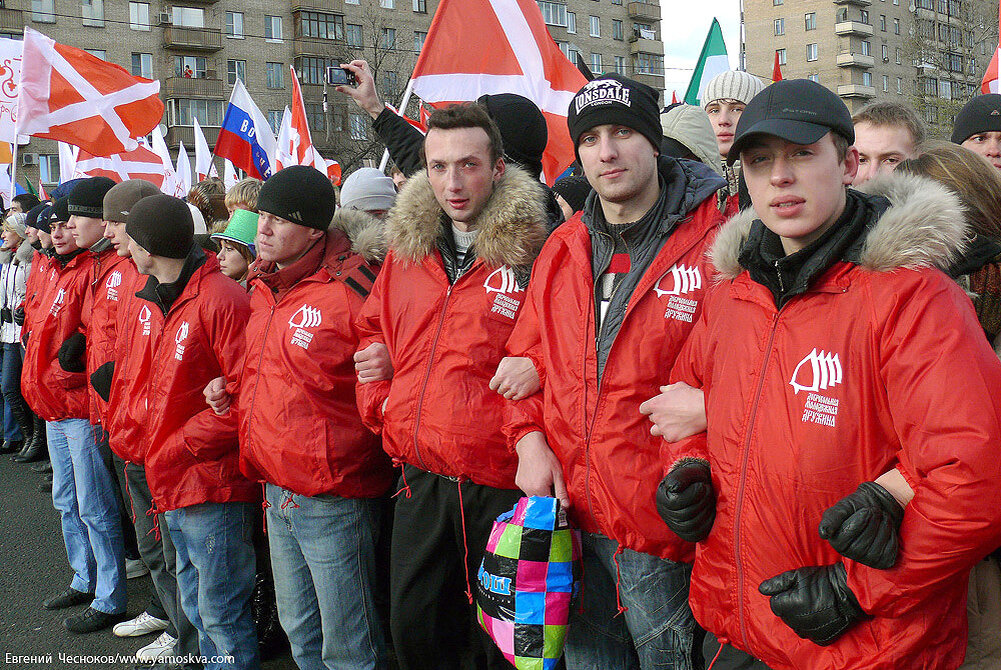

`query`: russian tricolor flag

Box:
[214,79,277,181]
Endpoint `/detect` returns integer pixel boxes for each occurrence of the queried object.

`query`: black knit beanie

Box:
[567,75,662,155]
[477,93,547,180]
[49,197,70,227]
[257,165,335,231]
[552,174,592,213]
[126,194,194,259]
[68,176,117,217]
[951,94,1001,144]
[26,202,52,234]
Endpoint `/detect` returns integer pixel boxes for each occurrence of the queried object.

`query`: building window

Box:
[862,71,872,87]
[345,0,358,4]
[633,52,663,75]
[589,15,600,37]
[413,0,426,12]
[895,47,901,64]
[227,60,246,85]
[267,110,282,134]
[346,24,363,47]
[776,48,786,65]
[804,12,815,30]
[861,40,870,56]
[172,7,204,27]
[299,12,344,41]
[82,0,105,27]
[349,113,368,140]
[174,55,207,78]
[265,16,283,42]
[925,106,937,124]
[611,0,621,4]
[297,56,327,85]
[131,52,152,78]
[860,9,869,23]
[774,18,784,36]
[382,71,398,99]
[39,155,59,185]
[568,13,577,34]
[894,18,900,34]
[808,73,819,82]
[882,75,889,91]
[879,15,886,31]
[169,99,224,126]
[773,0,782,5]
[939,79,953,99]
[538,1,568,27]
[414,30,427,52]
[590,53,602,73]
[31,0,55,23]
[266,62,284,89]
[85,49,106,59]
[381,27,396,49]
[614,55,625,74]
[380,0,394,7]
[882,44,888,60]
[611,19,624,40]
[305,103,325,132]
[897,77,902,94]
[806,43,818,61]
[226,11,244,38]
[129,2,149,30]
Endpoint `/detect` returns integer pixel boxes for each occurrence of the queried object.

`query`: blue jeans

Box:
[1,342,23,441]
[265,483,386,670]
[165,502,260,670]
[47,419,127,613]
[565,532,696,670]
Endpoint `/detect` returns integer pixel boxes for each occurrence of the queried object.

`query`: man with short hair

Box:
[355,102,548,670]
[659,79,1001,669]
[851,101,924,185]
[952,93,1001,169]
[504,74,727,669]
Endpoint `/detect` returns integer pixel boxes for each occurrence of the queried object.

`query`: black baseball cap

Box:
[727,79,855,165]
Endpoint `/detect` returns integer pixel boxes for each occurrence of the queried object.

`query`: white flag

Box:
[192,117,215,181]
[58,141,78,182]
[148,130,181,197]
[176,140,192,196]
[223,159,238,190]
[275,107,294,171]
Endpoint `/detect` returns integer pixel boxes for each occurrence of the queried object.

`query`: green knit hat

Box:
[211,208,258,256]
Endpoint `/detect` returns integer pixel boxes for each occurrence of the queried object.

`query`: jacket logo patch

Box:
[656,264,701,323]
[484,266,523,320]
[106,270,122,301]
[49,287,66,316]
[791,348,842,428]
[288,304,322,350]
[138,305,152,336]
[174,321,189,360]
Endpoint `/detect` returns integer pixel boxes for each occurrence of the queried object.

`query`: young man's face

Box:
[577,124,659,208]
[424,126,504,228]
[852,121,918,185]
[23,226,39,245]
[742,133,859,255]
[50,220,80,255]
[706,99,746,159]
[68,214,105,249]
[38,230,52,249]
[962,131,1001,169]
[127,236,153,274]
[256,211,322,268]
[8,202,22,214]
[103,219,131,257]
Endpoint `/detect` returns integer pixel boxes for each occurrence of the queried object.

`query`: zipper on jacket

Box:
[734,310,780,650]
[773,260,785,294]
[245,304,277,450]
[412,283,454,471]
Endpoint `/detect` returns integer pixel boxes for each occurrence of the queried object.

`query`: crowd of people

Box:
[5,60,1001,670]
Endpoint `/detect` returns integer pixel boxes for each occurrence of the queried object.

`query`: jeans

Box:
[564,532,697,670]
[165,502,260,670]
[47,419,127,614]
[265,483,386,670]
[1,342,23,441]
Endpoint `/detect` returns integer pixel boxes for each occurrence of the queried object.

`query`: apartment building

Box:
[743,0,996,134]
[0,0,664,187]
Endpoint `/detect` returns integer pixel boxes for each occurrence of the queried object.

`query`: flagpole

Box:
[9,139,18,205]
[378,79,415,172]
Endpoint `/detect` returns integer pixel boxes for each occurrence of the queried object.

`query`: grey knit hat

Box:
[703,71,766,108]
[339,167,397,212]
[104,179,162,222]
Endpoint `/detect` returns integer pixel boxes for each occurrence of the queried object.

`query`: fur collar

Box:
[710,172,968,280]
[330,207,386,264]
[386,164,547,269]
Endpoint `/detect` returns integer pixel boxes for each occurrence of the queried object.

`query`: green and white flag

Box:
[684,19,730,106]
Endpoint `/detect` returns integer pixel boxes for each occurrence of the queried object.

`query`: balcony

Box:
[836,53,875,68]
[162,76,225,99]
[0,7,25,34]
[165,124,221,149]
[292,0,345,12]
[627,1,660,22]
[632,72,664,91]
[629,35,663,55]
[163,26,223,52]
[834,21,874,36]
[837,84,876,98]
[293,37,343,57]
[834,0,871,5]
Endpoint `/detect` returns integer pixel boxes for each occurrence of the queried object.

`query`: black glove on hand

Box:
[90,361,115,402]
[13,306,24,327]
[759,563,866,646]
[655,459,716,542]
[57,332,87,373]
[818,481,904,570]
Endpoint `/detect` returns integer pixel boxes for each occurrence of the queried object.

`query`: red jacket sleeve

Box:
[354,263,391,434]
[503,268,546,448]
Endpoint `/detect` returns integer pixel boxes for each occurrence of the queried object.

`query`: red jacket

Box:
[132,250,257,512]
[504,187,724,560]
[106,263,147,464]
[84,246,133,425]
[21,251,92,421]
[668,175,1001,669]
[22,250,56,341]
[239,222,393,498]
[356,166,547,488]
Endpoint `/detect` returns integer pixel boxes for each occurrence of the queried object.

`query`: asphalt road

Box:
[0,453,296,670]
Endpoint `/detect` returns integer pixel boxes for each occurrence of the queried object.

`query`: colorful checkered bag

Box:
[475,496,582,670]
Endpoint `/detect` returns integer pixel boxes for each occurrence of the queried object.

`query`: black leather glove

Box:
[90,361,115,402]
[13,306,24,326]
[57,332,87,373]
[655,459,716,542]
[818,481,904,570]
[759,563,867,646]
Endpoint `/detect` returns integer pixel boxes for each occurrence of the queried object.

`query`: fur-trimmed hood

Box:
[710,171,968,280]
[385,164,547,269]
[330,207,386,264]
[0,239,33,266]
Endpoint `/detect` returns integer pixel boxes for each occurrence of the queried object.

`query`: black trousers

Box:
[389,464,521,670]
[703,633,775,670]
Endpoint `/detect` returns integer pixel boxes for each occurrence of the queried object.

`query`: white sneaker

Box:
[112,610,169,637]
[126,558,150,579]
[135,631,177,662]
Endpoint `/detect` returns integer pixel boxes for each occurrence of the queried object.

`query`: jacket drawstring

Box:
[145,501,161,541]
[457,477,473,605]
[260,483,270,535]
[280,491,300,510]
[611,544,628,617]
[706,635,727,670]
[391,459,412,499]
[122,461,137,523]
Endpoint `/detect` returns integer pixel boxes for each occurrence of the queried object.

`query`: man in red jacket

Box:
[355,102,548,670]
[503,74,726,669]
[206,166,393,669]
[658,79,1001,670]
[125,194,258,670]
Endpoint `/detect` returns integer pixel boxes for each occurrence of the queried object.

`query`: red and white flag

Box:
[409,0,586,184]
[37,180,47,201]
[386,103,426,134]
[275,106,294,171]
[73,144,171,189]
[288,65,327,173]
[982,2,1001,93]
[16,27,163,157]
